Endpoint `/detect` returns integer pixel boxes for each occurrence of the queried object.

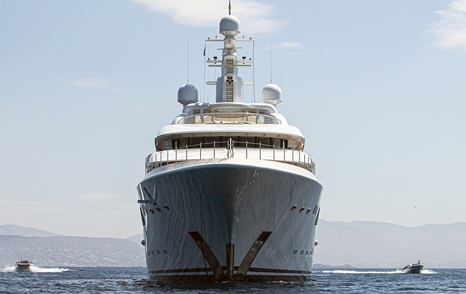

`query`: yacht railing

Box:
[177,112,281,125]
[145,140,316,174]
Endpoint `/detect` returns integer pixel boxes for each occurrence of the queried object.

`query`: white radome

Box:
[261,83,283,106]
[177,83,199,105]
[220,15,240,36]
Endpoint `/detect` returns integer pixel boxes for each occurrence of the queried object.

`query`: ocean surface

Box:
[1,266,465,293]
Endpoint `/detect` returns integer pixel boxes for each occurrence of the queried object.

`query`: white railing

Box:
[145,140,316,174]
[177,112,281,125]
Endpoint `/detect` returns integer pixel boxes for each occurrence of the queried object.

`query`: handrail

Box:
[146,140,316,174]
[177,112,281,125]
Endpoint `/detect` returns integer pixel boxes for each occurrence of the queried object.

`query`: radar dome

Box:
[220,15,240,36]
[177,83,198,106]
[261,84,282,106]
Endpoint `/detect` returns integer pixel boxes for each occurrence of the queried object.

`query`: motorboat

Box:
[15,259,33,272]
[402,260,423,274]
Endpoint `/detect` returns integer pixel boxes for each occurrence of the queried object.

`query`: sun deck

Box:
[176,112,281,125]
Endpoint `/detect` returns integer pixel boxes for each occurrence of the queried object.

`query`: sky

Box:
[1,0,466,238]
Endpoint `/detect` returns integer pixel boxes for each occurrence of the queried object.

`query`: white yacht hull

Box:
[138,159,322,282]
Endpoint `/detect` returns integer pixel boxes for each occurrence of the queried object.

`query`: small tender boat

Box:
[402,260,423,274]
[15,259,33,272]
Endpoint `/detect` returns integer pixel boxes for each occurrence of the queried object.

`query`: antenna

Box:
[203,41,206,103]
[253,39,256,102]
[269,41,273,83]
[228,0,232,15]
[186,40,190,83]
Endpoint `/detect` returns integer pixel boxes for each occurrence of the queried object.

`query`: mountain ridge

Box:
[2,221,465,267]
[0,224,59,237]
[0,235,145,267]
[315,220,466,268]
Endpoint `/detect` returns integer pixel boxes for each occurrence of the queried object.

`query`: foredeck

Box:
[146,140,315,174]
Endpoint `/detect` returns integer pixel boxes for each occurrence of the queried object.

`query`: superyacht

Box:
[137,4,323,282]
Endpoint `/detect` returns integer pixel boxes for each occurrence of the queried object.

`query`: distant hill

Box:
[314,220,466,268]
[126,233,143,244]
[126,220,466,268]
[0,235,145,267]
[0,224,58,237]
[125,220,466,268]
[2,221,465,268]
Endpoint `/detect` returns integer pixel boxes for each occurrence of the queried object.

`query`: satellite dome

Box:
[219,15,240,36]
[261,83,282,106]
[177,83,198,106]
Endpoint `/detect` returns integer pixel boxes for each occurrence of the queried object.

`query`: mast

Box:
[205,2,253,103]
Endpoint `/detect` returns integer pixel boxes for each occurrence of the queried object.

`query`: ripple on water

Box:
[0,267,464,294]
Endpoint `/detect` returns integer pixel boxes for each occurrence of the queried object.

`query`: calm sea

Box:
[1,266,465,293]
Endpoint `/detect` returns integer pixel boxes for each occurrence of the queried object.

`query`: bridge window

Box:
[166,137,290,150]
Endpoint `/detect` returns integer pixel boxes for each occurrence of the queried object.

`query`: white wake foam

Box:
[322,270,403,274]
[1,266,16,272]
[1,265,68,273]
[322,269,437,275]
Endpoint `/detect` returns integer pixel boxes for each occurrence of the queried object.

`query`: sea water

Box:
[1,266,465,293]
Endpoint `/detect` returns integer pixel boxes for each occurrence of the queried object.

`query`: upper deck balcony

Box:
[176,112,281,125]
[145,139,316,174]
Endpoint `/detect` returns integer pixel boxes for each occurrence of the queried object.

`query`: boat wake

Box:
[1,266,16,272]
[322,270,403,275]
[322,269,437,275]
[1,265,68,273]
[420,269,437,274]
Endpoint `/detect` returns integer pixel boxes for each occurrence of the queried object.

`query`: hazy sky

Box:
[1,0,465,238]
